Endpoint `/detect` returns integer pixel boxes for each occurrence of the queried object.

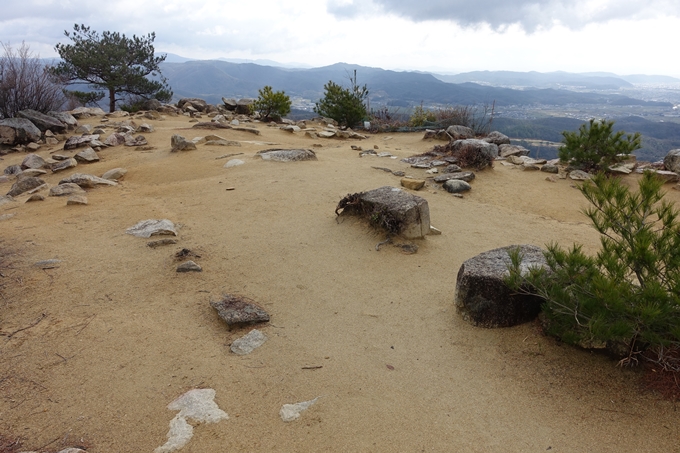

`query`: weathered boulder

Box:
[75,124,93,134]
[178,98,209,112]
[21,153,47,170]
[126,219,178,237]
[49,183,86,197]
[540,164,559,174]
[451,139,499,160]
[256,149,317,162]
[104,132,128,146]
[67,194,88,205]
[205,139,241,147]
[569,170,592,181]
[443,179,472,193]
[177,260,202,272]
[236,98,255,115]
[6,176,45,197]
[4,164,22,176]
[483,131,511,146]
[124,135,147,146]
[0,118,41,145]
[210,294,270,327]
[74,147,100,163]
[499,144,530,158]
[446,125,474,140]
[345,186,431,239]
[222,97,237,111]
[48,111,78,130]
[171,134,197,152]
[663,149,680,173]
[17,109,67,133]
[423,129,450,140]
[454,245,547,328]
[142,99,162,111]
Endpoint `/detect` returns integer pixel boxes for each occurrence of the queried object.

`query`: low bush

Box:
[506,171,680,370]
[559,119,641,172]
[252,85,291,121]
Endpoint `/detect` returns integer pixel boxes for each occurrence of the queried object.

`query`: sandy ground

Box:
[0,114,678,452]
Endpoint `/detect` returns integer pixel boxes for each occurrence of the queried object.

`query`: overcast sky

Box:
[3,0,680,77]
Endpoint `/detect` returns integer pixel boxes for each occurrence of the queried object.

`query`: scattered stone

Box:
[74,147,100,163]
[63,134,100,150]
[0,118,42,145]
[45,137,59,145]
[454,244,548,328]
[137,123,154,133]
[104,132,128,146]
[49,183,86,197]
[280,397,319,422]
[155,389,228,453]
[102,168,127,181]
[4,164,22,176]
[26,142,40,151]
[434,172,475,183]
[59,173,118,188]
[521,164,540,171]
[33,259,61,269]
[257,149,317,162]
[425,168,438,174]
[125,135,148,146]
[67,195,88,205]
[171,134,197,152]
[126,219,178,238]
[51,154,70,161]
[230,329,268,355]
[400,178,425,190]
[652,170,679,183]
[443,179,472,193]
[51,157,78,173]
[147,238,178,248]
[210,294,270,327]
[6,176,45,197]
[444,164,463,173]
[224,159,245,168]
[21,153,47,169]
[569,170,592,181]
[540,164,559,174]
[0,213,16,221]
[177,260,202,272]
[25,193,45,202]
[545,175,559,183]
[429,225,442,235]
[281,125,301,133]
[205,139,241,147]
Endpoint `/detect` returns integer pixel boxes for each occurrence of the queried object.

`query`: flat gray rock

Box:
[434,172,475,183]
[257,149,317,162]
[67,195,88,205]
[49,183,86,197]
[177,260,202,272]
[21,153,47,169]
[74,147,100,163]
[210,294,270,327]
[126,219,178,238]
[230,329,267,355]
[64,134,100,150]
[51,157,78,173]
[59,173,118,188]
[102,168,127,180]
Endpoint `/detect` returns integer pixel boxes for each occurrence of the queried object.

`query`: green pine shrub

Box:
[314,71,368,128]
[506,171,680,369]
[558,119,641,172]
[252,86,291,121]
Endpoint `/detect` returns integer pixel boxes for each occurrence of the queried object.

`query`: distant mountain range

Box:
[158,60,674,109]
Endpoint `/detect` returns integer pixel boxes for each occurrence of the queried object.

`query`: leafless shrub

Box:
[0,42,65,119]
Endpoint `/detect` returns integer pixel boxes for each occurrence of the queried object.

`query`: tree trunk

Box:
[109,88,116,113]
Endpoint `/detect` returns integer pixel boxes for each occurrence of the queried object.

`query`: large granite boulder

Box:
[663,149,680,173]
[446,125,474,140]
[171,134,197,152]
[483,131,511,146]
[17,109,67,133]
[236,98,255,115]
[0,118,41,145]
[178,98,209,112]
[338,186,431,239]
[454,245,547,328]
[499,144,530,158]
[6,176,45,197]
[48,111,78,130]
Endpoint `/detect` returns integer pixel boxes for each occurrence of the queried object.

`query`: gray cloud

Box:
[328,0,679,31]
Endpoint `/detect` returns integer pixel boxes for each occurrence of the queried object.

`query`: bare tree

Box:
[0,42,65,119]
